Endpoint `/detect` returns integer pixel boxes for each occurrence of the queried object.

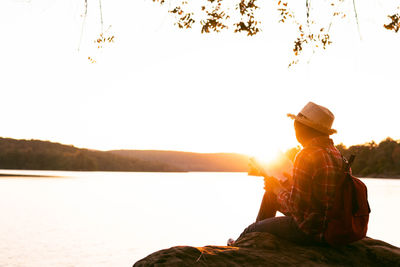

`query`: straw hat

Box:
[287,102,337,135]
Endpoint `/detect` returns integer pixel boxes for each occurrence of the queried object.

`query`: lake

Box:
[0,170,399,267]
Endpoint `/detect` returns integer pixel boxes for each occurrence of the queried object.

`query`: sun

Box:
[243,136,298,165]
[250,148,282,164]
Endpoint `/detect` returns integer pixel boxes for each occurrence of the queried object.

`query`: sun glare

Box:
[249,148,282,165]
[245,134,296,165]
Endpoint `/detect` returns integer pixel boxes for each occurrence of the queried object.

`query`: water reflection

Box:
[0,171,398,267]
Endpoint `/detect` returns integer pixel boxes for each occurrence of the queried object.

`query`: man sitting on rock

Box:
[231,102,343,245]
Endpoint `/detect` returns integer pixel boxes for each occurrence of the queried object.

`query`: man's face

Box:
[294,122,302,144]
[294,121,307,145]
[294,120,327,146]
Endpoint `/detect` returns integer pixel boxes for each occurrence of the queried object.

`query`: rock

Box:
[133,232,400,266]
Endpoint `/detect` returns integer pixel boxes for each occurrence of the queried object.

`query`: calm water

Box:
[0,170,399,267]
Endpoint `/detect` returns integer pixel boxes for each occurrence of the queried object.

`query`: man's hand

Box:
[264,175,284,195]
[248,157,287,195]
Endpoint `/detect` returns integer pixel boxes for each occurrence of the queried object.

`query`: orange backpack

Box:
[324,155,371,245]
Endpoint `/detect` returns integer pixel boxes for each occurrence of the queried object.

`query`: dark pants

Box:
[238,191,315,244]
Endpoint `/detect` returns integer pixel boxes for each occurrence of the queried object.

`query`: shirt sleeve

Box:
[277,149,314,221]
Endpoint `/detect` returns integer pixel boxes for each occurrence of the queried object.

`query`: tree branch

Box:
[352,0,362,40]
[99,0,104,33]
[78,0,88,51]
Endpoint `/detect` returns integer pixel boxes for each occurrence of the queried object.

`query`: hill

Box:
[109,150,250,172]
[0,138,250,172]
[337,137,400,177]
[0,138,179,172]
[2,136,399,176]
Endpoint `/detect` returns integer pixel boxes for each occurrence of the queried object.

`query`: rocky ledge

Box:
[133,232,400,266]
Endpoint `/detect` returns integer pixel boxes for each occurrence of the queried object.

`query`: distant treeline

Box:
[0,138,249,172]
[284,137,400,178]
[110,150,249,172]
[1,137,399,176]
[337,138,400,177]
[0,138,179,172]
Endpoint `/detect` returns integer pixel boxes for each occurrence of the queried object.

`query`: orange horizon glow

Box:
[2,135,398,166]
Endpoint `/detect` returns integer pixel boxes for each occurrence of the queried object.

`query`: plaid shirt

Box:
[277,136,344,241]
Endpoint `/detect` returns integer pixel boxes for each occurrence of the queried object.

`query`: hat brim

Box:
[287,113,337,135]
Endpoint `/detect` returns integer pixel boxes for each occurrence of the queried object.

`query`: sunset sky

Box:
[1,0,399,161]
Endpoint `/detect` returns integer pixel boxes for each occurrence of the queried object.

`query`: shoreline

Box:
[362,174,400,179]
[0,173,63,178]
[0,171,399,180]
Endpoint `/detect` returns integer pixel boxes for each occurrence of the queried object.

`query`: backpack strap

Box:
[346,157,359,214]
[342,154,355,173]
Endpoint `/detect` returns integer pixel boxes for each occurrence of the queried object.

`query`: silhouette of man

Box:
[235,102,344,244]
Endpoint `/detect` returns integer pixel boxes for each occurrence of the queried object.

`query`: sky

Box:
[0,0,399,161]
